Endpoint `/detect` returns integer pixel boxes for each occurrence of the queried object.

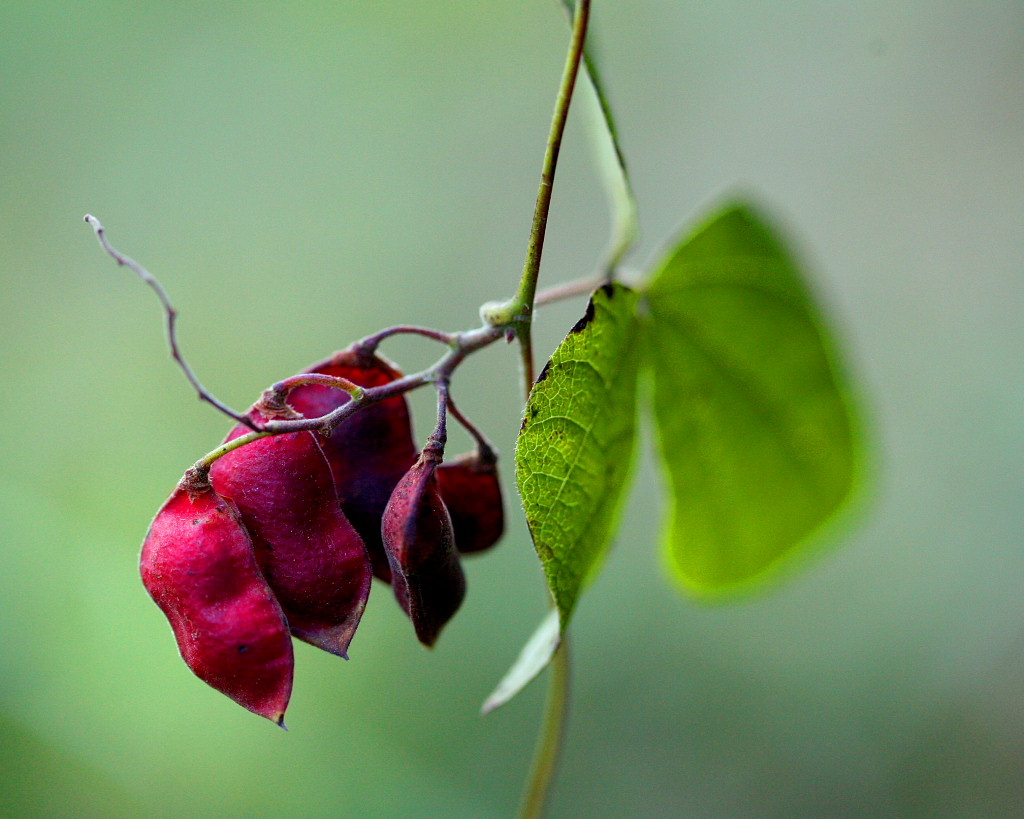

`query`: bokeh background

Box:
[2,2,1022,817]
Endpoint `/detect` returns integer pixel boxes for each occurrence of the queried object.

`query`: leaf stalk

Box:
[516,639,571,819]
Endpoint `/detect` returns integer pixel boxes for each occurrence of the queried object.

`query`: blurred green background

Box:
[2,2,1022,817]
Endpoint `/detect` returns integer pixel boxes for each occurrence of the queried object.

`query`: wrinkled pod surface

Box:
[436,450,505,555]
[382,445,466,647]
[210,408,372,659]
[287,347,418,581]
[140,478,294,725]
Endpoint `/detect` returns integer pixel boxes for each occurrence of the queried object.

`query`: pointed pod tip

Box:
[291,625,358,660]
[275,714,288,731]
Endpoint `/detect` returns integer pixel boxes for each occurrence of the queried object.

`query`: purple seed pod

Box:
[140,479,294,725]
[210,409,372,659]
[382,449,466,647]
[435,451,505,555]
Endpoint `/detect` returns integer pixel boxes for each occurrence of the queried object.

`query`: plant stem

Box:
[84,215,256,430]
[185,323,504,472]
[534,274,606,307]
[358,324,456,351]
[445,391,497,461]
[512,6,589,816]
[518,330,536,399]
[265,374,364,401]
[511,0,591,375]
[194,429,271,470]
[517,637,571,819]
[426,378,449,457]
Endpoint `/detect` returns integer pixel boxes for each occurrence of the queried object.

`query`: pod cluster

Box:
[140,346,504,725]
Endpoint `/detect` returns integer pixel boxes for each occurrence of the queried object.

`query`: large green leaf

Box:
[643,203,861,592]
[517,283,642,627]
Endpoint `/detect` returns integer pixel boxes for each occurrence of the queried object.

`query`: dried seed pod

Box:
[435,451,505,555]
[210,410,372,659]
[287,347,418,581]
[382,449,466,647]
[140,478,293,725]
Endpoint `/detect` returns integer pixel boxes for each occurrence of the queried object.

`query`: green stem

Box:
[517,638,571,819]
[511,6,589,816]
[194,430,271,470]
[511,0,591,351]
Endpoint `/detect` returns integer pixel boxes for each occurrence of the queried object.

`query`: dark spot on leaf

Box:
[600,281,615,298]
[535,359,554,385]
[569,297,596,335]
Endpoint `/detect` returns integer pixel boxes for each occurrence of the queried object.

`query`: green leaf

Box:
[643,203,861,592]
[517,283,642,627]
[559,0,638,272]
[481,608,560,715]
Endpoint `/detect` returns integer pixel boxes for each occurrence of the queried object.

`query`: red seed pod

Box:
[435,451,505,555]
[287,347,418,582]
[140,478,293,725]
[210,410,372,659]
[382,448,466,647]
